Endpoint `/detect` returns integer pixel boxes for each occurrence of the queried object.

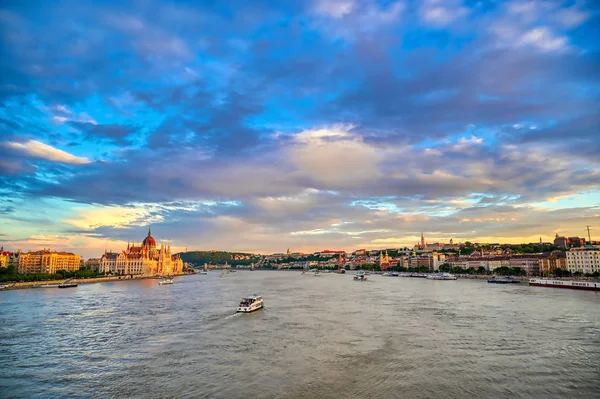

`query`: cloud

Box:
[288,126,383,187]
[420,0,468,26]
[313,0,355,18]
[3,140,91,164]
[551,6,589,28]
[69,121,136,145]
[518,27,567,52]
[310,0,404,39]
[0,0,599,255]
[65,204,157,230]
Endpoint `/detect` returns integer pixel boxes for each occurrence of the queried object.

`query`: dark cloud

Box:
[69,121,137,145]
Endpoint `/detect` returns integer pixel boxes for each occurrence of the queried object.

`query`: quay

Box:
[0,273,192,291]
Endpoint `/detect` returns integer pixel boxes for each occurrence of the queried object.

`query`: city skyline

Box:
[1,1,599,259]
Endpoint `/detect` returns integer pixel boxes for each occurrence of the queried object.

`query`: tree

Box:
[438,263,451,272]
[554,268,572,277]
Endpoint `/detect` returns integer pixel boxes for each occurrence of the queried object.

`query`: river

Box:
[1,271,599,398]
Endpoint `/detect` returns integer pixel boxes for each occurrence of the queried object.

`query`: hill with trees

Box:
[177,251,260,267]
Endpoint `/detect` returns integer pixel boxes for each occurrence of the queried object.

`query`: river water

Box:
[1,271,599,398]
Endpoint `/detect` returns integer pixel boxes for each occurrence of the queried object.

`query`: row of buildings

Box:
[0,229,183,277]
[414,232,595,251]
[443,246,600,275]
[387,246,598,275]
[0,248,81,274]
[269,236,599,276]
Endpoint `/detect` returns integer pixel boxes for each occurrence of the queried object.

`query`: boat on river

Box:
[58,283,78,288]
[237,295,263,313]
[314,271,321,277]
[488,276,521,284]
[354,271,368,281]
[529,278,599,291]
[399,273,428,278]
[158,278,174,285]
[32,284,60,288]
[426,273,457,280]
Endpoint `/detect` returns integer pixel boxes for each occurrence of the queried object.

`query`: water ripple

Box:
[0,272,599,398]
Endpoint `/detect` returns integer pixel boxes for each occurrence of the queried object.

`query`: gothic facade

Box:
[100,229,184,276]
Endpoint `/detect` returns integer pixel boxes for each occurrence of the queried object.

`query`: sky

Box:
[0,0,599,258]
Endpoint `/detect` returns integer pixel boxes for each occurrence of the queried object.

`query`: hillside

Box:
[177,251,260,267]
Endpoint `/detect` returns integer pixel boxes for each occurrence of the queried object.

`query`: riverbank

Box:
[0,273,192,291]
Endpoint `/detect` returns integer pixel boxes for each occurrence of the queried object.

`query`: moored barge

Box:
[528,278,599,291]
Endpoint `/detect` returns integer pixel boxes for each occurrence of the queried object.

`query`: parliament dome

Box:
[143,228,156,247]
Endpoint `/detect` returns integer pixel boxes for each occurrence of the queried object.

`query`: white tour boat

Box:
[426,273,457,280]
[314,271,322,276]
[237,295,264,313]
[199,271,208,275]
[529,278,599,291]
[158,278,174,285]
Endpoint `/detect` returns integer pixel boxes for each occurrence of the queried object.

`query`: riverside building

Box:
[100,229,183,276]
[17,250,80,274]
[539,252,567,276]
[566,246,600,275]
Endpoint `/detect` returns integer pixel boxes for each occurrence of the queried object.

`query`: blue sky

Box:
[0,0,599,257]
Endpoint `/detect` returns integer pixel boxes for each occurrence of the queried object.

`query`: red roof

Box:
[142,228,156,247]
[143,236,156,247]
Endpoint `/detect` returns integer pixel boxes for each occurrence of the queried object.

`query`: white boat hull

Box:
[529,279,599,291]
[426,273,457,280]
[237,303,263,313]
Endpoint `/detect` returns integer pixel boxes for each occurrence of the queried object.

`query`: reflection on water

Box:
[1,272,599,398]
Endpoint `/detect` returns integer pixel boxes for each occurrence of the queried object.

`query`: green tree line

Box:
[179,251,260,267]
[0,266,104,283]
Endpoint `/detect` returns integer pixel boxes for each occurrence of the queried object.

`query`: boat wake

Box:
[224,313,241,320]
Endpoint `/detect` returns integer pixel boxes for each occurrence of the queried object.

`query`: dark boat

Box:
[58,283,78,288]
[488,277,521,284]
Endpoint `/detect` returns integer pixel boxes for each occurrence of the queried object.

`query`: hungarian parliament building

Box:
[100,229,183,276]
